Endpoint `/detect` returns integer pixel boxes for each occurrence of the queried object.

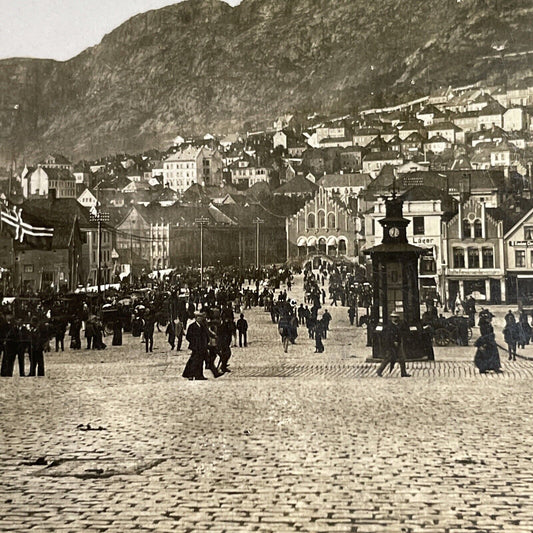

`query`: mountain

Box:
[0,0,531,163]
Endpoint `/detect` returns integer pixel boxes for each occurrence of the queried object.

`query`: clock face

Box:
[389,227,400,238]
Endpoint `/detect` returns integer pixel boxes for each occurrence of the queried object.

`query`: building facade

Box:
[287,187,358,261]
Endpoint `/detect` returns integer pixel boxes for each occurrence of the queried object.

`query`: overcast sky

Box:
[0,0,242,61]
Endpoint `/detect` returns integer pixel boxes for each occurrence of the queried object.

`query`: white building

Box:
[162,146,223,193]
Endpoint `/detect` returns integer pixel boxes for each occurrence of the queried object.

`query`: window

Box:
[307,213,315,229]
[327,212,336,229]
[525,226,533,240]
[24,264,34,273]
[338,239,347,255]
[413,216,425,235]
[462,219,471,238]
[482,247,494,268]
[516,250,526,268]
[474,220,482,238]
[468,247,480,268]
[453,247,465,268]
[420,257,436,275]
[42,271,54,283]
[318,210,326,228]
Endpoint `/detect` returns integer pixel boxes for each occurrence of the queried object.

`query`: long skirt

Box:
[474,344,501,372]
[183,350,205,379]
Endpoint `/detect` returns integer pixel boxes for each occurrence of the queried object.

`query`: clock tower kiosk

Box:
[364,193,434,361]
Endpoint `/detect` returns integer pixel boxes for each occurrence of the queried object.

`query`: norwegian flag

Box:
[1,203,54,248]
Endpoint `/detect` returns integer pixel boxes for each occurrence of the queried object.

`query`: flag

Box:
[0,203,54,249]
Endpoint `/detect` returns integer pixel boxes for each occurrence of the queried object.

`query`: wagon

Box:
[433,316,473,346]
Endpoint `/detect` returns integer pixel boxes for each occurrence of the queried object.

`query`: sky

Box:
[0,0,242,61]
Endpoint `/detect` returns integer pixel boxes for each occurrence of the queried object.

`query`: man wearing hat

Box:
[183,311,209,380]
[376,312,410,378]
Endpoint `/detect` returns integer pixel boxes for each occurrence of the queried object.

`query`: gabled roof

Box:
[402,132,424,143]
[40,167,76,181]
[479,101,506,116]
[274,175,318,195]
[21,197,93,228]
[489,197,533,235]
[425,134,450,144]
[318,173,372,188]
[451,155,472,170]
[39,153,72,165]
[165,146,202,162]
[319,136,352,144]
[401,185,457,213]
[353,127,380,136]
[364,151,402,162]
[426,121,461,131]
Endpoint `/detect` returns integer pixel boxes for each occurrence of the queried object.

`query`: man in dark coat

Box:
[376,312,410,378]
[28,317,47,377]
[183,311,209,380]
[143,313,155,353]
[236,313,248,347]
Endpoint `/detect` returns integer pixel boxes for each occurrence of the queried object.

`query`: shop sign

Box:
[412,237,436,245]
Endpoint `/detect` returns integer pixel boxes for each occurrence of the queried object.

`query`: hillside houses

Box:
[2,80,533,304]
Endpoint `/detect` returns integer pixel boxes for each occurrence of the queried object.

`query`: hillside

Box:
[0,0,531,163]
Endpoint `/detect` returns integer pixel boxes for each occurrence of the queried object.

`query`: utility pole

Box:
[90,201,109,306]
[254,217,264,269]
[195,216,210,286]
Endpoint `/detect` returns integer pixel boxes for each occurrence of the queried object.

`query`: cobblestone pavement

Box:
[2,276,533,532]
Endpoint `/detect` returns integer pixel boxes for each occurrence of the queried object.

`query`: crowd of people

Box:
[0,265,292,378]
[3,260,533,379]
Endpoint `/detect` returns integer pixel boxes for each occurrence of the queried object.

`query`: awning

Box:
[297,236,307,246]
[307,236,317,246]
[326,236,337,246]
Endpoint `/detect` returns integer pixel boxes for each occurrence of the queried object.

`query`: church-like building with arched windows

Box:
[286,187,360,263]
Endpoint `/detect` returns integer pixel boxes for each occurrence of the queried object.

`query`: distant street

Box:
[2,274,533,532]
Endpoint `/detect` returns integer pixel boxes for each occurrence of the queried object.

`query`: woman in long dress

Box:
[474,331,501,374]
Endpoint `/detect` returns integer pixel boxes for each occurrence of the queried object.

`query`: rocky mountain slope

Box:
[0,0,531,163]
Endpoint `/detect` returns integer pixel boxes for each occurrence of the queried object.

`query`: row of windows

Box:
[165,163,196,170]
[514,250,533,268]
[233,169,266,176]
[298,240,347,255]
[166,172,193,179]
[453,247,494,269]
[462,219,483,238]
[308,212,336,229]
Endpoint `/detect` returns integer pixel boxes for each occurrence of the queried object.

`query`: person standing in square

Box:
[236,313,248,347]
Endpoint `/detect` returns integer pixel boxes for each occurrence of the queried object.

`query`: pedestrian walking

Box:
[28,317,47,377]
[474,332,501,374]
[165,319,176,350]
[85,316,95,349]
[278,313,292,353]
[143,313,155,353]
[314,316,325,353]
[175,317,184,351]
[183,311,209,380]
[112,320,122,346]
[503,312,519,361]
[376,312,410,377]
[322,309,331,339]
[236,313,248,347]
[69,317,82,350]
[348,306,356,326]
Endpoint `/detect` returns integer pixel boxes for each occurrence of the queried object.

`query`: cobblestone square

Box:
[1,278,533,532]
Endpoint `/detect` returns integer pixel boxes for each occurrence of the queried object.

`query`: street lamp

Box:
[195,216,210,285]
[90,207,109,305]
[254,217,264,269]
